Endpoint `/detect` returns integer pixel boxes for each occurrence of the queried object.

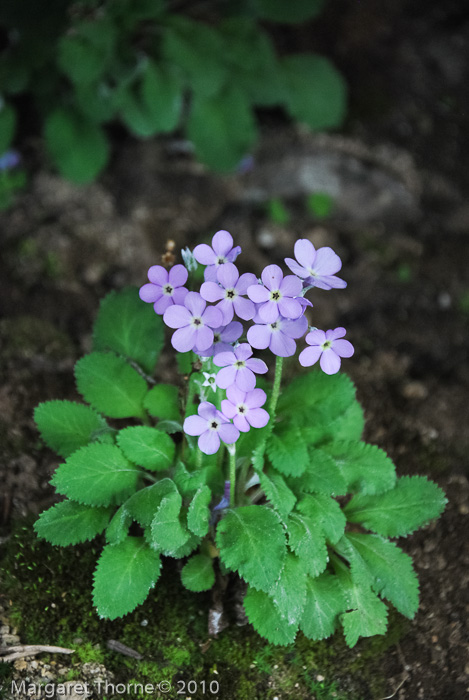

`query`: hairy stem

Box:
[269,355,284,417]
[228,445,237,506]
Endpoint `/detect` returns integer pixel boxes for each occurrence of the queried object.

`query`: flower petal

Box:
[217,262,239,288]
[226,383,246,405]
[245,358,268,375]
[172,287,189,305]
[332,339,354,358]
[221,400,237,419]
[199,430,221,455]
[233,414,250,432]
[168,264,188,287]
[139,283,162,303]
[216,299,234,325]
[154,295,173,314]
[194,326,214,351]
[244,388,267,409]
[234,343,253,361]
[235,367,256,392]
[279,275,303,297]
[220,321,243,342]
[147,265,168,286]
[218,422,240,445]
[320,348,341,374]
[193,244,216,265]
[294,239,316,268]
[172,326,196,352]
[326,327,346,341]
[185,291,206,317]
[235,272,258,295]
[226,245,242,262]
[247,407,270,429]
[284,257,309,278]
[314,247,342,276]
[278,297,302,320]
[198,402,218,419]
[213,350,235,368]
[233,296,255,321]
[247,324,271,350]
[261,264,283,291]
[212,230,234,256]
[216,365,237,389]
[202,305,224,328]
[183,415,207,436]
[247,284,270,303]
[306,329,326,346]
[163,305,192,329]
[282,315,308,339]
[270,332,296,357]
[259,301,280,323]
[299,345,322,367]
[200,281,225,302]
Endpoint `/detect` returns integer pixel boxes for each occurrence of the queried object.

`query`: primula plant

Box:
[34,231,447,647]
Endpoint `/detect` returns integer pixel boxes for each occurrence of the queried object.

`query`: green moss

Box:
[0,519,407,700]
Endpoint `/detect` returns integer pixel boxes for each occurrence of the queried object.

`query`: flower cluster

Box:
[140,230,354,454]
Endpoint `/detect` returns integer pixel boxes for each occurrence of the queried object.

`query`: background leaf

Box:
[269,553,307,625]
[322,441,396,495]
[44,108,109,183]
[117,426,175,471]
[282,54,347,131]
[216,506,286,592]
[181,554,215,592]
[297,493,346,544]
[253,0,326,24]
[345,476,447,537]
[144,384,181,423]
[34,400,108,458]
[187,485,212,537]
[287,512,328,577]
[150,491,190,554]
[34,500,111,546]
[267,426,308,477]
[300,573,346,641]
[75,352,148,419]
[0,102,16,152]
[52,443,140,506]
[244,587,298,646]
[93,287,164,375]
[93,537,161,619]
[260,469,297,518]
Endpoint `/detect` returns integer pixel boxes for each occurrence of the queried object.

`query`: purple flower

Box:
[247,264,303,323]
[0,150,21,171]
[221,386,270,433]
[285,239,346,290]
[193,230,241,282]
[163,292,223,353]
[299,327,354,374]
[184,402,239,455]
[200,263,257,324]
[213,343,268,391]
[212,480,231,512]
[196,321,243,357]
[247,314,308,357]
[139,264,189,315]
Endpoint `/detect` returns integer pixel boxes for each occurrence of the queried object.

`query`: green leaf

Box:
[187,87,257,172]
[93,287,165,374]
[340,533,419,619]
[74,82,116,124]
[216,505,286,592]
[34,500,111,546]
[118,61,183,137]
[117,427,175,471]
[93,537,161,619]
[75,352,148,419]
[144,384,181,423]
[44,108,109,183]
[34,400,108,458]
[162,18,227,98]
[297,493,346,545]
[156,420,183,434]
[52,443,140,506]
[327,400,364,443]
[173,461,223,498]
[106,505,132,545]
[267,426,308,477]
[282,54,346,131]
[150,491,190,554]
[0,102,16,153]
[260,469,296,518]
[253,0,325,23]
[168,531,201,559]
[344,476,447,537]
[181,554,215,592]
[287,513,328,577]
[269,553,307,625]
[298,448,347,495]
[332,555,388,648]
[57,19,116,86]
[300,573,346,641]
[187,485,212,537]
[125,479,178,527]
[322,442,396,495]
[244,587,297,645]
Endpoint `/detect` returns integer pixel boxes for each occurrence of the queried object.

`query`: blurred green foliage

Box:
[0,0,346,183]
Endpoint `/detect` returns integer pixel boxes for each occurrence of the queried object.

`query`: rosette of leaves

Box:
[34,287,446,645]
[1,0,346,183]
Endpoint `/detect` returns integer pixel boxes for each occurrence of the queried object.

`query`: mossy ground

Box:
[0,520,409,700]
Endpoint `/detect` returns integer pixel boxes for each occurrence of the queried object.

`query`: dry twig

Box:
[0,645,75,662]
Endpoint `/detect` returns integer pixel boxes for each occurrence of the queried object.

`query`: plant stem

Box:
[269,355,284,417]
[228,445,236,506]
[195,447,203,468]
